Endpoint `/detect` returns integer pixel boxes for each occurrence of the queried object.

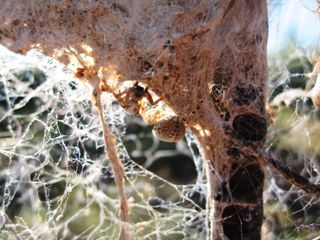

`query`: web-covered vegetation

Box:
[1,1,320,240]
[0,48,206,240]
[2,40,320,240]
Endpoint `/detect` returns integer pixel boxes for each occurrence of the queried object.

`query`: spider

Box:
[114,82,186,142]
[152,116,186,142]
[113,81,163,115]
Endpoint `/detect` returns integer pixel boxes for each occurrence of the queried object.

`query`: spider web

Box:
[2,44,320,240]
[0,46,206,240]
[1,2,320,239]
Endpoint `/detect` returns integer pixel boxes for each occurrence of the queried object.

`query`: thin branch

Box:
[259,150,320,197]
[240,145,320,197]
[92,89,131,240]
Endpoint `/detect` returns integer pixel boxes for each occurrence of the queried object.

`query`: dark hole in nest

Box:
[232,85,259,106]
[227,147,240,157]
[229,163,264,202]
[232,113,267,141]
[222,204,263,240]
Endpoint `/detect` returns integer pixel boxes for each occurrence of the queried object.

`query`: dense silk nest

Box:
[0,1,270,239]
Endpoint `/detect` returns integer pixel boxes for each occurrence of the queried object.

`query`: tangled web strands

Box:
[0,47,206,239]
[0,0,249,107]
[0,0,271,239]
[0,1,291,240]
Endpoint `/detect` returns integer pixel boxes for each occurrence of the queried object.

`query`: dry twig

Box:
[92,89,131,240]
[260,150,320,197]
